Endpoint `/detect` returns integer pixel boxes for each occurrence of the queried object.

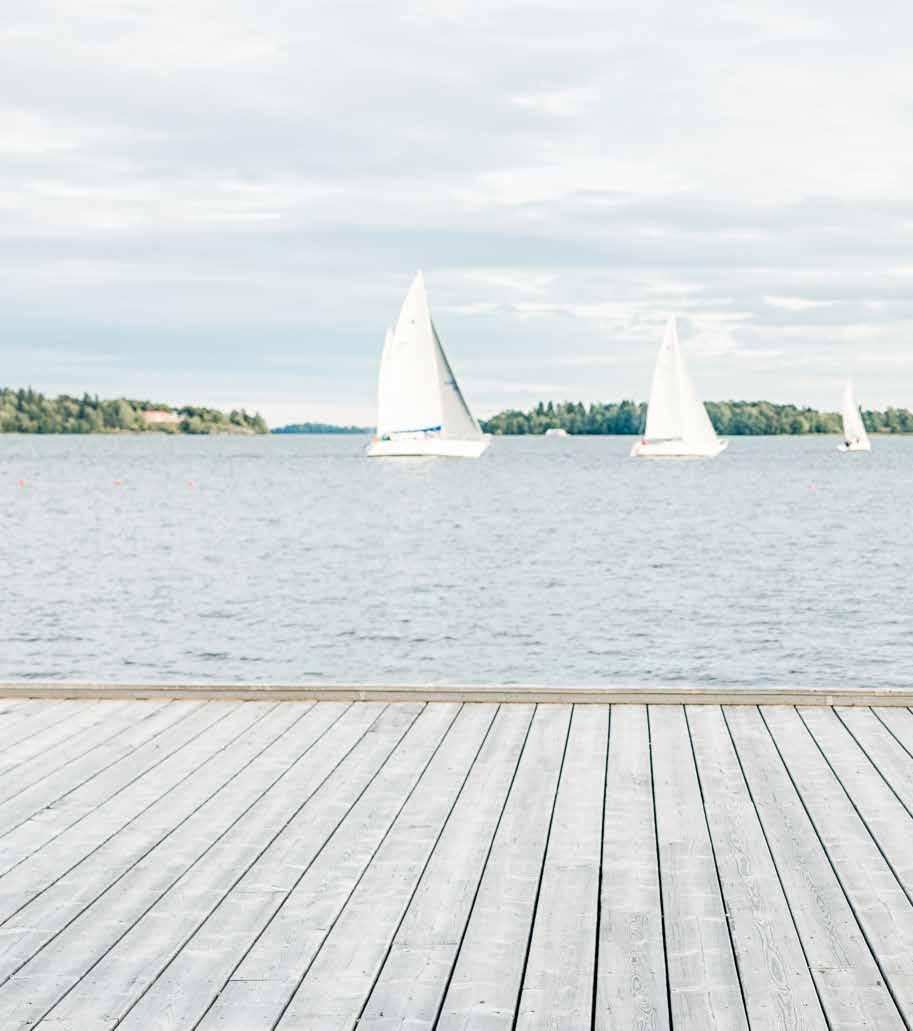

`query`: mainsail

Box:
[840,379,871,451]
[634,317,724,457]
[643,321,685,442]
[375,277,443,437]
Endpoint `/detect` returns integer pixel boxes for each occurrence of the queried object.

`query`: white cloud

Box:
[764,296,836,311]
[2,0,913,421]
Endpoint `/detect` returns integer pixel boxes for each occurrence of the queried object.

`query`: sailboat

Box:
[838,379,871,452]
[631,317,727,458]
[366,272,490,458]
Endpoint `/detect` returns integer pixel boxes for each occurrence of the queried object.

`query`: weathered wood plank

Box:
[762,705,913,1023]
[0,701,136,798]
[116,703,424,1031]
[595,704,669,1031]
[687,705,827,1030]
[0,703,53,754]
[0,701,241,886]
[357,705,534,1031]
[0,703,307,1028]
[725,705,905,1030]
[877,706,913,760]
[10,703,357,1030]
[0,702,112,775]
[0,702,263,927]
[873,707,913,757]
[799,707,913,898]
[139,703,461,1031]
[0,701,161,804]
[0,700,30,724]
[435,704,571,1031]
[4,682,913,705]
[0,702,197,836]
[0,705,235,866]
[0,700,907,1029]
[515,705,608,1030]
[38,703,385,1029]
[274,705,499,1030]
[0,702,70,751]
[835,707,913,813]
[649,705,748,1031]
[0,703,35,746]
[0,709,294,958]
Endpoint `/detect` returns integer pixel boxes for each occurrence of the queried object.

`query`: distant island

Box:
[272,423,371,434]
[481,400,913,436]
[0,388,267,434]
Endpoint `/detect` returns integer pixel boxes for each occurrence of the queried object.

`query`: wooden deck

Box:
[0,698,911,1029]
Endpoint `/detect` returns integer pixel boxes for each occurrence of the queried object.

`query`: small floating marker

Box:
[18,479,26,487]
[114,479,121,487]
[809,483,816,492]
[188,480,195,488]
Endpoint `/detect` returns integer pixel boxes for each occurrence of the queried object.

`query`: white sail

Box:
[432,320,483,441]
[375,275,443,438]
[375,327,397,434]
[643,320,685,441]
[368,271,489,457]
[632,317,726,458]
[840,379,871,451]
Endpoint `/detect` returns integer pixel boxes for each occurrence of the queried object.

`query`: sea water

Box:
[1,434,910,688]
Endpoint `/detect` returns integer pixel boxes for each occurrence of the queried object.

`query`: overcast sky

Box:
[3,0,912,425]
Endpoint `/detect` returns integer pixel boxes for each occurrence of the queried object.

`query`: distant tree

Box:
[0,387,268,434]
[271,422,369,434]
[480,399,911,436]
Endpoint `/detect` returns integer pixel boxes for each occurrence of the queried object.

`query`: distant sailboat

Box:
[838,379,871,452]
[366,272,489,458]
[631,317,727,458]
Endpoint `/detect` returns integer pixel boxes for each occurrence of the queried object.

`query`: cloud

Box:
[764,296,836,312]
[1,0,913,423]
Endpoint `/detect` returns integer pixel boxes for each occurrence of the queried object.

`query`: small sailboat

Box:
[631,317,727,458]
[838,380,871,452]
[366,272,490,458]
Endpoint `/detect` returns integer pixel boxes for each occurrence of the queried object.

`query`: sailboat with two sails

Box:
[366,272,490,458]
[631,317,727,459]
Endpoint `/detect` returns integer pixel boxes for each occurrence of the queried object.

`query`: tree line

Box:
[481,400,913,435]
[0,388,268,434]
[272,422,370,434]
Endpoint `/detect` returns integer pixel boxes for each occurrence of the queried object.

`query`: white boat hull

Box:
[366,435,491,458]
[838,440,871,452]
[631,438,728,459]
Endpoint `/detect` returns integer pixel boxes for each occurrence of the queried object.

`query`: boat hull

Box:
[365,436,491,458]
[838,441,871,452]
[631,438,728,459]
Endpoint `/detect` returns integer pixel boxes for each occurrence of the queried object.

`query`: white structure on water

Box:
[838,379,871,452]
[366,272,489,458]
[631,316,727,459]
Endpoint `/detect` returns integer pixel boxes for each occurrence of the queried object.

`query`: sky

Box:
[3,0,913,427]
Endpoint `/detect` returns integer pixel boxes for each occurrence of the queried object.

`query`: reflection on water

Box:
[1,434,910,688]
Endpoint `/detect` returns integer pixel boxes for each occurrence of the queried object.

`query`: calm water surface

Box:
[1,434,910,688]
